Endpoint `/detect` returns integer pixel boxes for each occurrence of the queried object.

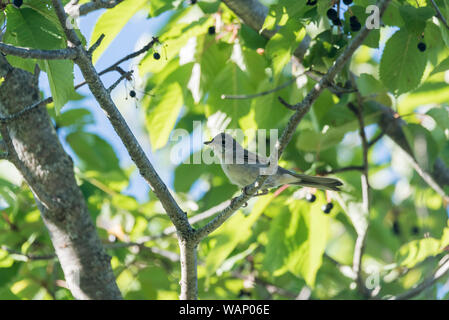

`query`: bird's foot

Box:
[252,189,269,197]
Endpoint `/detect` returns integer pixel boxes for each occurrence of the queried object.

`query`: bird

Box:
[204,132,343,193]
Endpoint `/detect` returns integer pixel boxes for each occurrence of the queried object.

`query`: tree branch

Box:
[0,43,78,60]
[66,0,125,17]
[52,0,191,236]
[390,255,449,300]
[221,77,299,100]
[192,0,392,244]
[374,102,449,201]
[430,0,449,30]
[1,246,57,261]
[0,54,122,299]
[51,0,197,299]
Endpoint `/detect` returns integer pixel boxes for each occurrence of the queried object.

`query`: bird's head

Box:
[204,132,241,156]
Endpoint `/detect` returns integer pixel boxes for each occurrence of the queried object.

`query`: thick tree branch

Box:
[0,43,78,60]
[0,54,122,299]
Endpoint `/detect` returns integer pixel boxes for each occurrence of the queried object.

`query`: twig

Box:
[88,34,105,56]
[430,0,449,30]
[368,131,384,148]
[66,0,125,17]
[221,77,298,100]
[1,246,56,261]
[99,37,160,76]
[105,242,180,262]
[318,165,364,175]
[0,99,49,123]
[277,96,297,110]
[107,70,133,93]
[390,255,449,300]
[0,43,78,60]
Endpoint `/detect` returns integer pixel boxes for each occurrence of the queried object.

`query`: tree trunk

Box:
[0,56,122,299]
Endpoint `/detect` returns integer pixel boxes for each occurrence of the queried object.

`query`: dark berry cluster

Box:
[208,26,216,35]
[325,1,363,32]
[153,52,161,60]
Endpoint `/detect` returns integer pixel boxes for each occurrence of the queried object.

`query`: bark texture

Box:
[0,56,122,299]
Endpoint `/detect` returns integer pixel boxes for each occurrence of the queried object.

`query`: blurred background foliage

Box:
[0,0,449,299]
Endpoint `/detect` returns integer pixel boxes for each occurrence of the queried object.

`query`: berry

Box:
[343,0,353,5]
[305,193,316,203]
[153,52,161,60]
[417,42,426,52]
[129,90,136,98]
[350,21,362,32]
[326,8,338,20]
[13,0,23,8]
[208,26,216,35]
[189,0,197,4]
[321,202,334,214]
[349,16,359,24]
[332,18,342,26]
[306,0,317,5]
[411,226,420,235]
[392,221,400,235]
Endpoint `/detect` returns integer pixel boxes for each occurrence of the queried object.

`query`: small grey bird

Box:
[204,133,342,192]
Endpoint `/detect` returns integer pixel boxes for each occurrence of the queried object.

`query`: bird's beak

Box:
[204,140,212,145]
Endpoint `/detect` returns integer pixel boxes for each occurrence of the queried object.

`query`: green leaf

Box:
[146,81,184,150]
[426,107,449,131]
[39,60,76,114]
[262,0,307,31]
[379,29,427,95]
[265,19,305,76]
[206,62,254,128]
[399,5,434,35]
[4,6,75,112]
[148,0,176,17]
[56,108,94,129]
[397,238,441,268]
[355,73,386,96]
[430,56,449,76]
[145,63,193,150]
[90,0,148,64]
[66,132,121,172]
[263,200,329,287]
[205,195,274,278]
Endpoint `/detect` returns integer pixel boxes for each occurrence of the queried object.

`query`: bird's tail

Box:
[286,172,343,191]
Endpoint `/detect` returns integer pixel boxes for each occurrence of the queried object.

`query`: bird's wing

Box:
[243,149,269,165]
